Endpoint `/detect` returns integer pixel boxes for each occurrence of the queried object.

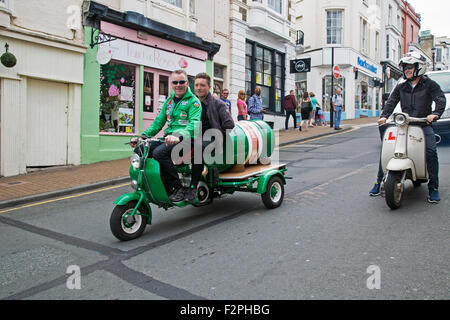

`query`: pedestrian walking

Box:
[237,90,248,121]
[331,88,344,130]
[283,90,297,131]
[298,92,312,132]
[247,86,265,120]
[309,92,320,127]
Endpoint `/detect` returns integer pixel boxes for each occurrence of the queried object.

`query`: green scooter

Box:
[110,120,288,241]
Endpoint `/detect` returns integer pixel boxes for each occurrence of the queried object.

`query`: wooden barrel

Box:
[212,120,275,172]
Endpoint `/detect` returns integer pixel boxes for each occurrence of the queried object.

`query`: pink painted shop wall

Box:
[101,21,208,61]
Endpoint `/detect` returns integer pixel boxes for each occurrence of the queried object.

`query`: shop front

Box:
[295,48,382,122]
[82,4,219,164]
[354,55,382,118]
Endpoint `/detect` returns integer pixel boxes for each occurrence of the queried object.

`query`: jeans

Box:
[250,113,264,120]
[285,110,297,130]
[237,115,246,121]
[376,125,439,189]
[334,106,342,128]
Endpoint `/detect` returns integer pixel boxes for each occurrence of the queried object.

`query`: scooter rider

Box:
[369,52,446,203]
[140,69,202,203]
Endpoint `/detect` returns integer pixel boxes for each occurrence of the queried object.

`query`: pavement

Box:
[0,117,377,209]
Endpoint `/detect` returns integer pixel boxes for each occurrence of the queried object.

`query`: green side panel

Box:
[257,170,286,194]
[144,158,170,203]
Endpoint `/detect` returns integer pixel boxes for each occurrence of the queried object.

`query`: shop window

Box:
[143,72,154,113]
[100,61,136,134]
[322,76,345,112]
[245,40,285,113]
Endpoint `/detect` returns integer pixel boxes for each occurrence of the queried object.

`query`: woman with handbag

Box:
[299,92,312,132]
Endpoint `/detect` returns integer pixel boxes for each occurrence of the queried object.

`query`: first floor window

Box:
[268,0,282,14]
[100,61,136,134]
[162,0,182,8]
[386,35,390,59]
[327,10,343,45]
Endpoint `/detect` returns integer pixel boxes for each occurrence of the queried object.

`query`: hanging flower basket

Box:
[1,44,17,68]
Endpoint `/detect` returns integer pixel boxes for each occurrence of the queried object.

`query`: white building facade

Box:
[380,0,404,94]
[0,0,86,177]
[434,36,450,71]
[230,0,296,129]
[293,0,383,120]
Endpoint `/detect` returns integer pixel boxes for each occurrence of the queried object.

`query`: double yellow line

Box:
[0,183,130,215]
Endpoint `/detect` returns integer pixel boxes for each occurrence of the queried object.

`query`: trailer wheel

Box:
[262,176,284,209]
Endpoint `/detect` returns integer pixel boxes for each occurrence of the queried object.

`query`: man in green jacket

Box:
[141,69,201,202]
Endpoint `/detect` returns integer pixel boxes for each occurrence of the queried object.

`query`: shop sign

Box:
[290,58,311,73]
[357,57,378,74]
[97,46,113,65]
[100,39,205,75]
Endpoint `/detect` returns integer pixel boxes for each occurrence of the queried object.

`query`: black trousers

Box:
[135,140,181,192]
[190,139,214,189]
[285,110,297,130]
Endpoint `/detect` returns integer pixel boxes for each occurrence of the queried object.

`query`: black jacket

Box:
[202,93,235,135]
[381,76,446,119]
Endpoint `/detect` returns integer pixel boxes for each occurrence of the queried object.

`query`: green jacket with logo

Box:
[143,87,201,140]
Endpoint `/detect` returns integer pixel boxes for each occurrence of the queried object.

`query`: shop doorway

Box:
[213,80,223,96]
[143,69,170,137]
[26,78,69,167]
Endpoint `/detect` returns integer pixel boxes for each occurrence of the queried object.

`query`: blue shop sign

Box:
[357,57,377,74]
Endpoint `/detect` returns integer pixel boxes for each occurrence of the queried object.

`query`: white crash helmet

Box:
[398,51,428,79]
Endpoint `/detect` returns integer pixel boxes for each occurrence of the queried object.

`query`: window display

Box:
[100,61,136,134]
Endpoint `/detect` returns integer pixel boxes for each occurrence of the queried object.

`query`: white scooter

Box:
[381,112,429,210]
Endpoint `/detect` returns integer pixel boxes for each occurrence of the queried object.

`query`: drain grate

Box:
[0,181,29,187]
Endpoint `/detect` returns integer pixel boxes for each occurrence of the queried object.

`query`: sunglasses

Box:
[403,65,416,70]
[172,80,187,85]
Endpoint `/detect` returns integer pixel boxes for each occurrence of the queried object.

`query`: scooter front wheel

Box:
[110,201,148,241]
[385,171,404,210]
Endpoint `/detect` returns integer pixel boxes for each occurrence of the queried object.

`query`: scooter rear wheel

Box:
[110,201,148,241]
[385,171,403,210]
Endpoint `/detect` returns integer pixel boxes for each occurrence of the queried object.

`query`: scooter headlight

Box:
[131,154,140,169]
[394,114,407,126]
